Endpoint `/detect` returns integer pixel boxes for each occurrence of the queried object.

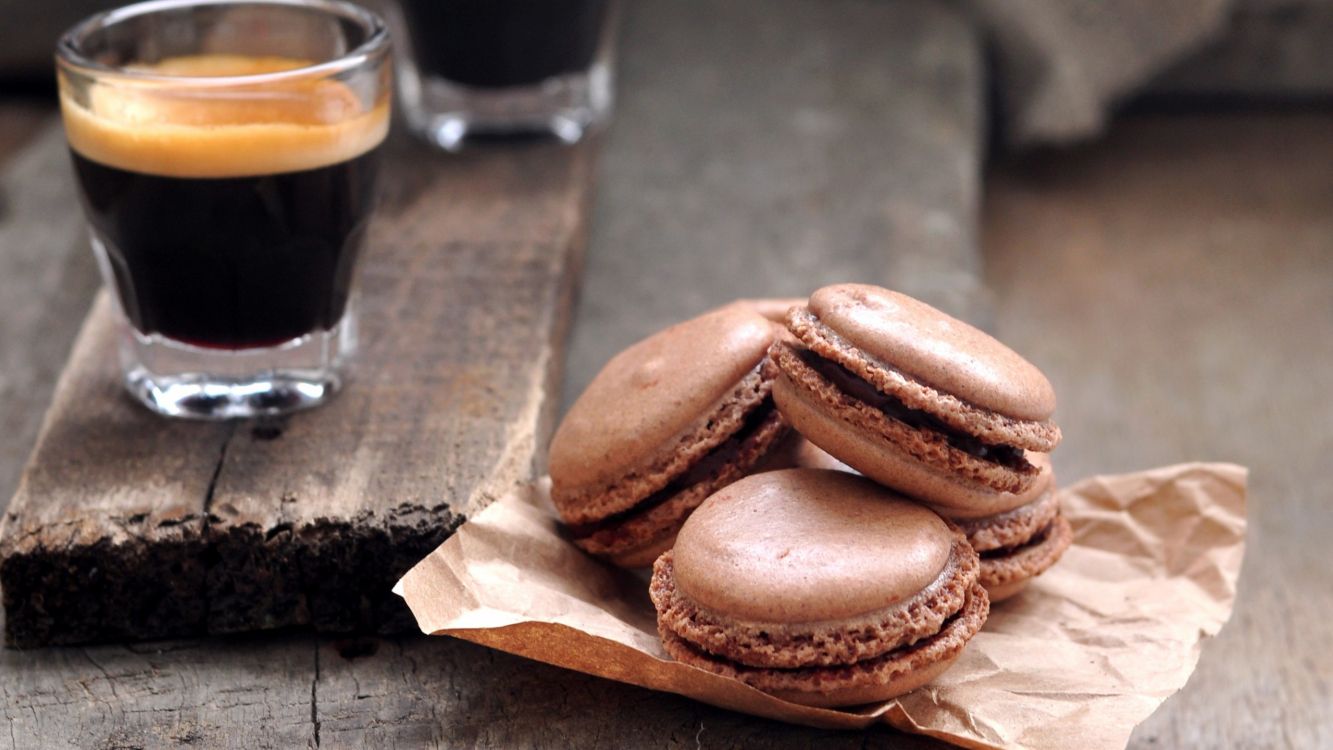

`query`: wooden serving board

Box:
[0,135,593,647]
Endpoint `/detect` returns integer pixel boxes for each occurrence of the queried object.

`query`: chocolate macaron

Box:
[549,306,790,567]
[651,469,988,707]
[931,453,1072,602]
[771,284,1061,506]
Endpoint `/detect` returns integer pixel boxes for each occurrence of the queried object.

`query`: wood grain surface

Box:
[0,129,593,645]
[985,112,1333,750]
[0,125,101,514]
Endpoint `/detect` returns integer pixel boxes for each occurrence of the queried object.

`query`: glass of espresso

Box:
[393,0,615,150]
[56,0,391,419]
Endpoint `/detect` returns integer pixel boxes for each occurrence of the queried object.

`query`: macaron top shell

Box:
[671,469,954,623]
[549,306,777,492]
[808,284,1056,421]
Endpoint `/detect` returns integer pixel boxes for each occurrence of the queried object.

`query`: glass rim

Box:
[56,0,390,87]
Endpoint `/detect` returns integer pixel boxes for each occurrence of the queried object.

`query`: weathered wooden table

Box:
[983,112,1333,750]
[2,0,1329,747]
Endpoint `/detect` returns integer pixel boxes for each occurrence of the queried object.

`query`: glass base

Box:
[119,319,354,420]
[401,61,613,151]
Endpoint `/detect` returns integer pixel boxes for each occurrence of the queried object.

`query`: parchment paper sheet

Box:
[397,463,1247,750]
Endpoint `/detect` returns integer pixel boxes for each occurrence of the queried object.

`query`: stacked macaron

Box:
[548,304,791,566]
[769,284,1070,601]
[553,283,1068,706]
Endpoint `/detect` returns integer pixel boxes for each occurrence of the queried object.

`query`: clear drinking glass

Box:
[57,0,391,419]
[391,0,616,150]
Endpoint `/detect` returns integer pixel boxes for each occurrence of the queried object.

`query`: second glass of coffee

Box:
[394,0,615,150]
[57,0,391,419]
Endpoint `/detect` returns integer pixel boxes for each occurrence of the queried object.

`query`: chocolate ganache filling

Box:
[980,520,1056,559]
[799,349,1029,470]
[566,397,779,539]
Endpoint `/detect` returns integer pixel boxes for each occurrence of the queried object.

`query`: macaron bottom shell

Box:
[658,582,989,708]
[953,488,1061,552]
[650,469,993,708]
[652,537,979,670]
[983,578,1032,604]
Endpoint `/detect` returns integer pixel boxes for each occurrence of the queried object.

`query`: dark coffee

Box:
[62,54,389,350]
[72,150,380,349]
[400,0,609,88]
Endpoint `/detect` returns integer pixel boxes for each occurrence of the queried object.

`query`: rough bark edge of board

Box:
[1,504,463,648]
[207,503,464,635]
[1,529,210,647]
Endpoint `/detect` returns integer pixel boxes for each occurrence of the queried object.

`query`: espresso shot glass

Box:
[57,0,391,419]
[391,0,616,150]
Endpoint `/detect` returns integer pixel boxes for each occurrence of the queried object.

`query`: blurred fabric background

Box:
[4,0,1330,148]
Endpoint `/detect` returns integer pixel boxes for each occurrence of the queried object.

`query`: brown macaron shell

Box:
[983,578,1032,603]
[979,513,1073,603]
[652,535,977,668]
[550,306,792,566]
[807,284,1057,424]
[659,583,988,708]
[957,488,1061,553]
[926,456,1071,602]
[772,344,1036,500]
[925,453,1057,521]
[651,470,988,707]
[550,305,780,524]
[670,471,954,623]
[772,282,1063,504]
[785,305,1059,453]
[573,399,789,566]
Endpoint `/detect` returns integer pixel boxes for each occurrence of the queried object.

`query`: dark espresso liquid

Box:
[72,150,380,349]
[401,0,609,87]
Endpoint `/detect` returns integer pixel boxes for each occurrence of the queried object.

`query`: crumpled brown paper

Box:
[396,463,1246,750]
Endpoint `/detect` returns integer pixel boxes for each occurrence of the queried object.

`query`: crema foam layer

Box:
[62,55,389,179]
